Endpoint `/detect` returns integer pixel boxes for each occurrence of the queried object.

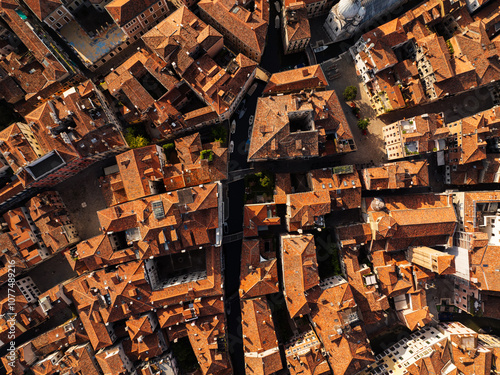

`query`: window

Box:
[150,6,154,12]
[141,13,146,18]
[56,22,62,28]
[144,19,148,24]
[57,9,63,15]
[49,16,55,21]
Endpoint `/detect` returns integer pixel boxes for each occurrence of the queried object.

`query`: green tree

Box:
[162,143,175,152]
[125,132,149,149]
[343,86,358,101]
[357,118,370,130]
[211,125,227,144]
[200,149,214,161]
[260,175,271,188]
[330,244,341,275]
[124,124,150,149]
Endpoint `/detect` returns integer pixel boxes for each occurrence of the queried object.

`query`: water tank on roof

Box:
[337,0,361,19]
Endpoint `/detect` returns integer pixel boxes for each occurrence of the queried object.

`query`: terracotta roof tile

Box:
[243,203,281,237]
[286,190,330,232]
[361,160,429,190]
[308,166,362,210]
[198,0,267,60]
[142,7,256,117]
[264,65,327,95]
[96,343,132,375]
[307,277,375,375]
[363,194,457,251]
[241,298,283,375]
[340,249,389,325]
[24,0,61,20]
[0,3,68,91]
[281,234,319,318]
[123,331,166,362]
[240,239,279,299]
[284,330,330,375]
[336,223,372,249]
[283,3,311,46]
[157,296,224,329]
[180,314,232,375]
[105,0,163,26]
[249,90,354,161]
[26,191,80,254]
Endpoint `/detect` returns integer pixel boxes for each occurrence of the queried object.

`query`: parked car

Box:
[229,140,234,153]
[248,126,253,138]
[249,115,254,125]
[230,120,236,134]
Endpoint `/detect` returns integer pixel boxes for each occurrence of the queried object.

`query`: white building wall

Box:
[16,276,41,303]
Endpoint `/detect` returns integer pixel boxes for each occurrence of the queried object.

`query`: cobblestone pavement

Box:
[26,252,77,293]
[322,53,387,166]
[56,157,117,240]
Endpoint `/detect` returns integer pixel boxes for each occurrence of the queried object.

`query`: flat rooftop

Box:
[60,21,126,64]
[359,326,449,375]
[26,151,65,180]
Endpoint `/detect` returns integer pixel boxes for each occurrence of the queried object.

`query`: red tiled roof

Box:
[361,160,429,190]
[116,145,165,201]
[285,330,330,375]
[198,0,267,57]
[283,3,311,45]
[24,0,61,20]
[364,194,457,251]
[26,191,80,254]
[308,166,362,210]
[105,0,163,26]
[336,223,372,249]
[64,246,223,341]
[307,278,375,375]
[281,234,319,318]
[0,123,40,174]
[96,344,131,375]
[264,65,327,95]
[142,7,256,117]
[182,314,232,375]
[249,90,353,161]
[240,239,279,299]
[241,298,283,375]
[243,203,281,237]
[286,190,331,232]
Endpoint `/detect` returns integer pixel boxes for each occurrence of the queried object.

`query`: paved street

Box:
[223,82,265,375]
[56,157,117,240]
[426,278,455,320]
[321,51,498,168]
[322,54,388,166]
[25,252,77,294]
